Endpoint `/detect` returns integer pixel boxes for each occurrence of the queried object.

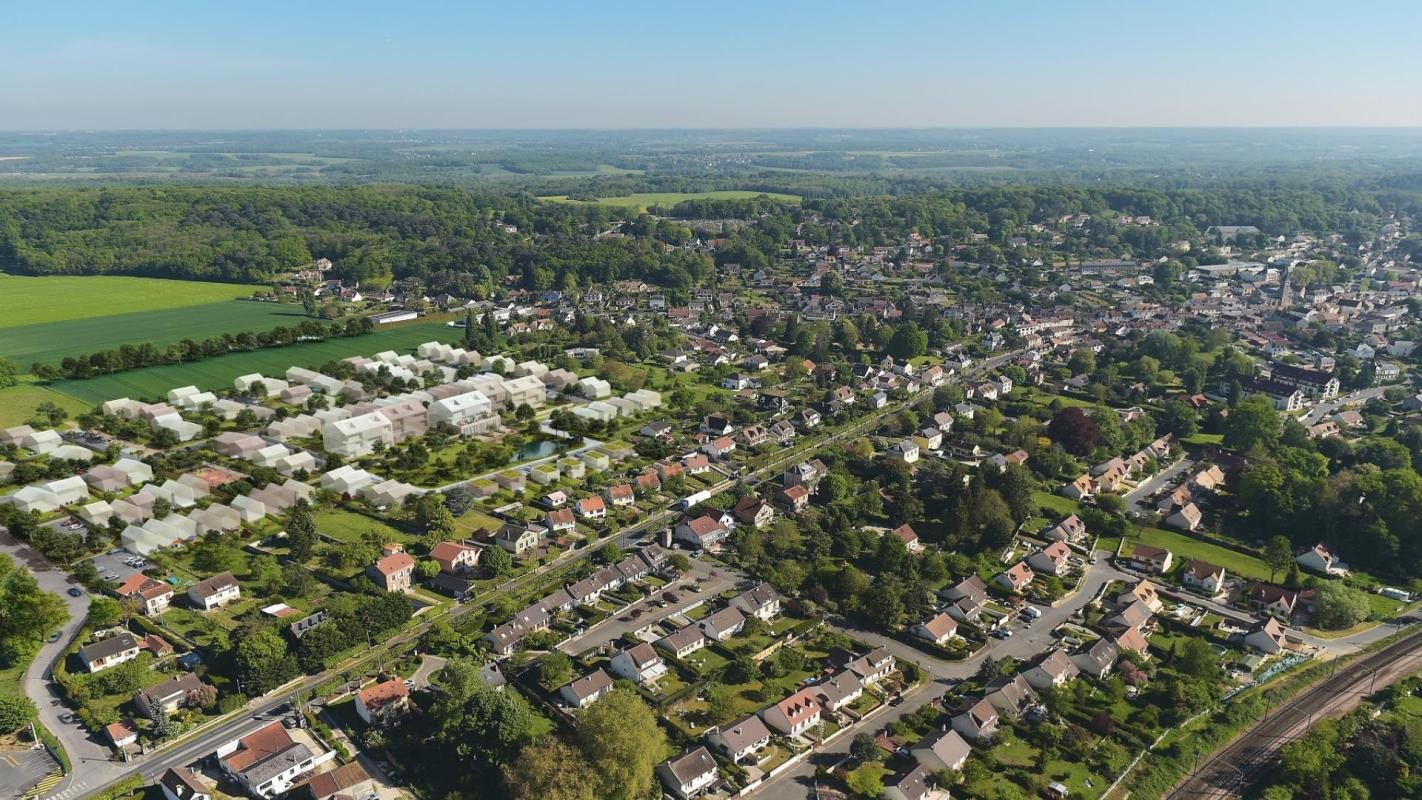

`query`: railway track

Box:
[1165,622,1422,799]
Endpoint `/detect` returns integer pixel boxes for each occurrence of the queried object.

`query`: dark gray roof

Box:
[710,714,771,754]
[78,631,140,664]
[663,746,717,785]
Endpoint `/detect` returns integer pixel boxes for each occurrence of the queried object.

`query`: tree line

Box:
[32,316,374,380]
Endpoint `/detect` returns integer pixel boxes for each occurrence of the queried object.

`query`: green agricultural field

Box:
[0,274,259,328]
[0,383,91,428]
[47,322,455,405]
[2,300,314,367]
[538,190,800,211]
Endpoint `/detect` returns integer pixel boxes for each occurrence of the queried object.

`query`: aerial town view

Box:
[4,4,1422,800]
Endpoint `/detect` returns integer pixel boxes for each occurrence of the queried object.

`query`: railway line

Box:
[1165,621,1422,799]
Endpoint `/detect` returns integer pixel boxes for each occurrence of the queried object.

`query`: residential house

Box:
[837,646,896,685]
[1165,502,1203,532]
[117,575,174,616]
[911,612,961,646]
[1247,583,1303,621]
[994,562,1035,593]
[1128,544,1173,574]
[733,495,775,528]
[560,669,614,709]
[1062,473,1095,501]
[1022,649,1080,690]
[952,699,1000,743]
[430,541,481,574]
[676,515,730,549]
[892,524,923,553]
[297,762,375,800]
[77,631,142,673]
[698,607,747,642]
[610,643,669,685]
[136,673,211,719]
[656,625,708,659]
[356,679,412,726]
[1297,543,1346,575]
[216,721,334,799]
[188,572,240,611]
[1181,560,1227,594]
[576,495,608,521]
[707,714,772,764]
[983,673,1038,720]
[158,768,212,800]
[776,484,812,512]
[730,583,782,621]
[497,524,542,555]
[815,671,864,713]
[888,440,920,464]
[605,483,636,508]
[1027,542,1072,576]
[656,747,718,800]
[912,728,972,773]
[366,550,415,592]
[1043,514,1088,544]
[760,688,822,736]
[1244,617,1289,654]
[1072,639,1119,680]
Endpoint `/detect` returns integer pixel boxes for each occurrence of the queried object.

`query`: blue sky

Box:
[3,1,1420,129]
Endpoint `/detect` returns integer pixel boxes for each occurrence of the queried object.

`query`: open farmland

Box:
[0,274,259,328]
[1,300,313,367]
[538,190,800,211]
[48,321,456,405]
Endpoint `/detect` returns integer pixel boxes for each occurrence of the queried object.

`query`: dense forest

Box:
[3,181,1418,289]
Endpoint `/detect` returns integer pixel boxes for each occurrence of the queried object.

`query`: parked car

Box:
[67,587,84,598]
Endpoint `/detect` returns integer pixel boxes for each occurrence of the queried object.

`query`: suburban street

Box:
[556,558,736,655]
[1124,455,1196,512]
[1299,386,1389,425]
[753,554,1132,800]
[0,529,116,798]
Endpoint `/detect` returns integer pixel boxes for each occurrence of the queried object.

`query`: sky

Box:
[3,0,1421,130]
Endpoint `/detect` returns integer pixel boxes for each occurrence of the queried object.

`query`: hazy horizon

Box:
[5,1,1422,130]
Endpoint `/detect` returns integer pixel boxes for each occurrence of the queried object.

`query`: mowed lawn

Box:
[1124,526,1272,581]
[0,384,91,428]
[1,301,312,366]
[48,322,456,405]
[539,190,800,211]
[0,274,258,328]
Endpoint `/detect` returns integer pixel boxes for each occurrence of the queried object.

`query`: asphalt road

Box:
[0,528,116,800]
[1124,455,1197,512]
[1299,386,1388,426]
[556,558,736,655]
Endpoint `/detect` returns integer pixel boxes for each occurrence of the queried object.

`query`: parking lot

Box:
[0,746,61,799]
[87,550,151,584]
